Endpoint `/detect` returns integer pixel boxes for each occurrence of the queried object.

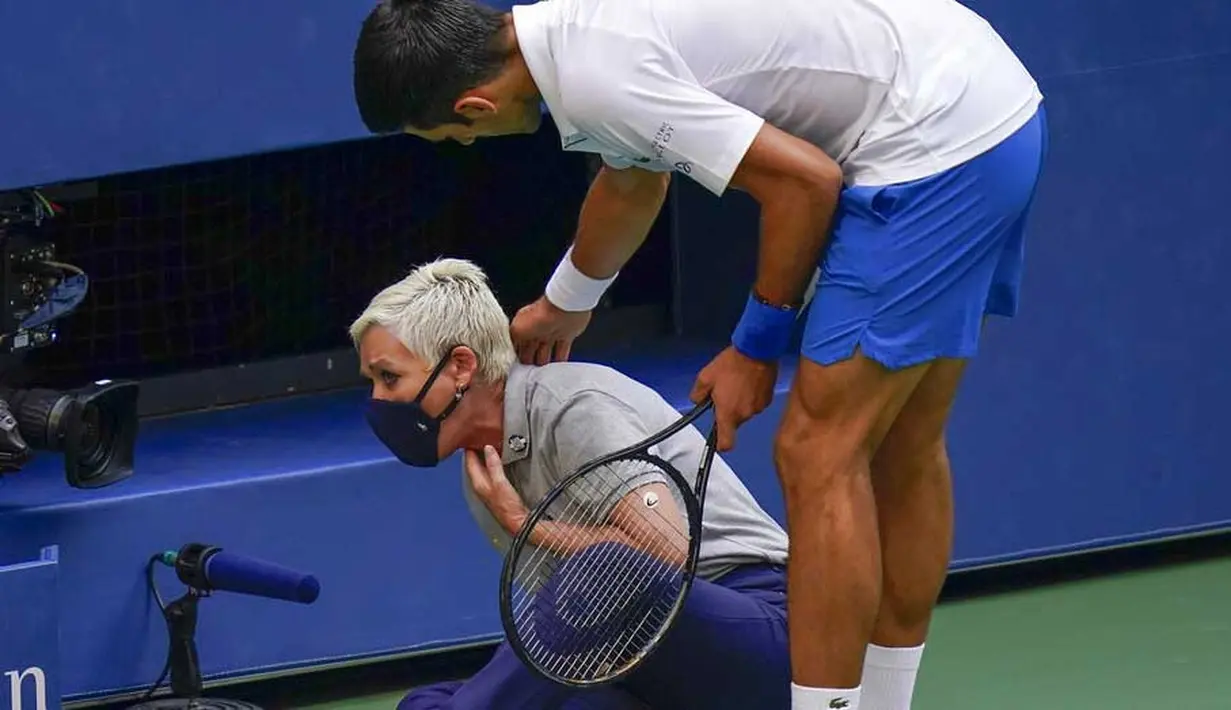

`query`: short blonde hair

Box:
[349,258,516,383]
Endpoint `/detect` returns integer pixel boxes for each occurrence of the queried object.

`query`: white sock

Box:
[860,643,925,710]
[791,683,861,710]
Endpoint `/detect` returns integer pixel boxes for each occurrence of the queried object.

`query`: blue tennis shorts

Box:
[802,105,1049,370]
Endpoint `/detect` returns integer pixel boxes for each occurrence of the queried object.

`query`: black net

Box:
[19,126,673,389]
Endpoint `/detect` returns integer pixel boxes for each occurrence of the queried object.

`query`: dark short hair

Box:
[353,0,509,133]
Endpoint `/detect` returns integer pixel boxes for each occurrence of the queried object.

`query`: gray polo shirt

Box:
[462,362,789,581]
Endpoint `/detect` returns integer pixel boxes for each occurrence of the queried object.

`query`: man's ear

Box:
[455,95,498,120]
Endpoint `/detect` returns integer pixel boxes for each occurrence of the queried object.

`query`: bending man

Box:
[351,0,1047,706]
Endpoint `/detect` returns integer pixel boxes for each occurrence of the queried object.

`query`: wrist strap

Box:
[731,292,798,362]
[544,246,617,312]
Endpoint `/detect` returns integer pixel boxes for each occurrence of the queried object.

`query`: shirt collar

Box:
[511,2,579,140]
[500,364,533,465]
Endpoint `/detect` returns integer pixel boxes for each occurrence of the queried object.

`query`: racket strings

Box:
[511,474,686,630]
[529,538,683,679]
[512,466,689,595]
[552,544,680,678]
[516,468,689,588]
[507,463,695,682]
[512,478,615,595]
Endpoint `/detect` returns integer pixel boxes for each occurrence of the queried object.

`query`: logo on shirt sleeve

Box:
[651,122,675,160]
[651,122,693,175]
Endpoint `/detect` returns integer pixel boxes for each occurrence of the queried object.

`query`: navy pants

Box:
[397,564,789,710]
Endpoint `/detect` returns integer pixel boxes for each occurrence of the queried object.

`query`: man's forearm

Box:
[570,166,669,279]
[753,179,841,309]
[727,168,842,363]
[544,167,669,313]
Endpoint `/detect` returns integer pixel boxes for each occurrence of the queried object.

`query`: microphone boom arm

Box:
[164,591,204,700]
[132,540,317,710]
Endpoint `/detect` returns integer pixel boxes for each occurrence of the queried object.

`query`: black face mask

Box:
[365,352,466,468]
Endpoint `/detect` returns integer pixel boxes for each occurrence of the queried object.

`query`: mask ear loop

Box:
[413,346,462,406]
[418,345,471,421]
[439,387,466,420]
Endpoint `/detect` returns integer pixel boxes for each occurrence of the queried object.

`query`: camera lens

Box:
[76,402,108,469]
[0,380,138,488]
[3,387,64,450]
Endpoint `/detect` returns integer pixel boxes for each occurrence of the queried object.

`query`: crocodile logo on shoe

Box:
[829,700,849,709]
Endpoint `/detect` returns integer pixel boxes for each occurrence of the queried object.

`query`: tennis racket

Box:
[498,398,718,688]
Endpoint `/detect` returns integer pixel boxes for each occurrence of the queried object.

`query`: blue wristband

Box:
[731,293,798,362]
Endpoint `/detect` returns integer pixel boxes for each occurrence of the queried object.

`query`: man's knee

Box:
[773,352,929,495]
[772,402,866,498]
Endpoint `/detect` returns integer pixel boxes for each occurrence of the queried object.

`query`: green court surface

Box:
[916,554,1231,709]
[288,553,1231,710]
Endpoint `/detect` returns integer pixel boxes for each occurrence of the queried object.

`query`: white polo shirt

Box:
[511,0,1043,195]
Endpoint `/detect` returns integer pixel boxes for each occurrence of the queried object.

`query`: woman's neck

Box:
[458,380,506,451]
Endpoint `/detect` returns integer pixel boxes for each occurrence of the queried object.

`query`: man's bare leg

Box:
[860,359,967,709]
[773,350,931,708]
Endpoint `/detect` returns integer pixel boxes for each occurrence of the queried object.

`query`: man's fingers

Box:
[714,410,738,452]
[512,338,570,365]
[514,338,573,365]
[711,392,748,452]
[516,340,539,365]
[516,337,547,365]
[689,375,713,405]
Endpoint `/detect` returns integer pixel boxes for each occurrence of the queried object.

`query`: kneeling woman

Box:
[349,258,790,710]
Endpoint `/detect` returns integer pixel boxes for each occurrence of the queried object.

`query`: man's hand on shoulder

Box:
[510,296,591,365]
[511,166,669,366]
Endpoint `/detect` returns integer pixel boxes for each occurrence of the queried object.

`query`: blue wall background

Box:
[0,1,373,190]
[0,0,1228,701]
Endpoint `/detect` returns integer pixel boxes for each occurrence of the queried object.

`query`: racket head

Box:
[498,402,715,687]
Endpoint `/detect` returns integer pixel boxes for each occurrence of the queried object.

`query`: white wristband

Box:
[544,246,617,312]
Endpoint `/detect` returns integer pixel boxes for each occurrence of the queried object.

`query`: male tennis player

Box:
[352,0,1047,707]
[350,258,790,710]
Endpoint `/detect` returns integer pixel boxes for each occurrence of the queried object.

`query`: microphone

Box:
[158,543,320,604]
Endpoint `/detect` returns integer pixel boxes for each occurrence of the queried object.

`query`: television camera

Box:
[0,188,138,488]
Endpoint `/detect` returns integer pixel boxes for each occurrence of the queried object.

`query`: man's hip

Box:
[801,105,1049,371]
